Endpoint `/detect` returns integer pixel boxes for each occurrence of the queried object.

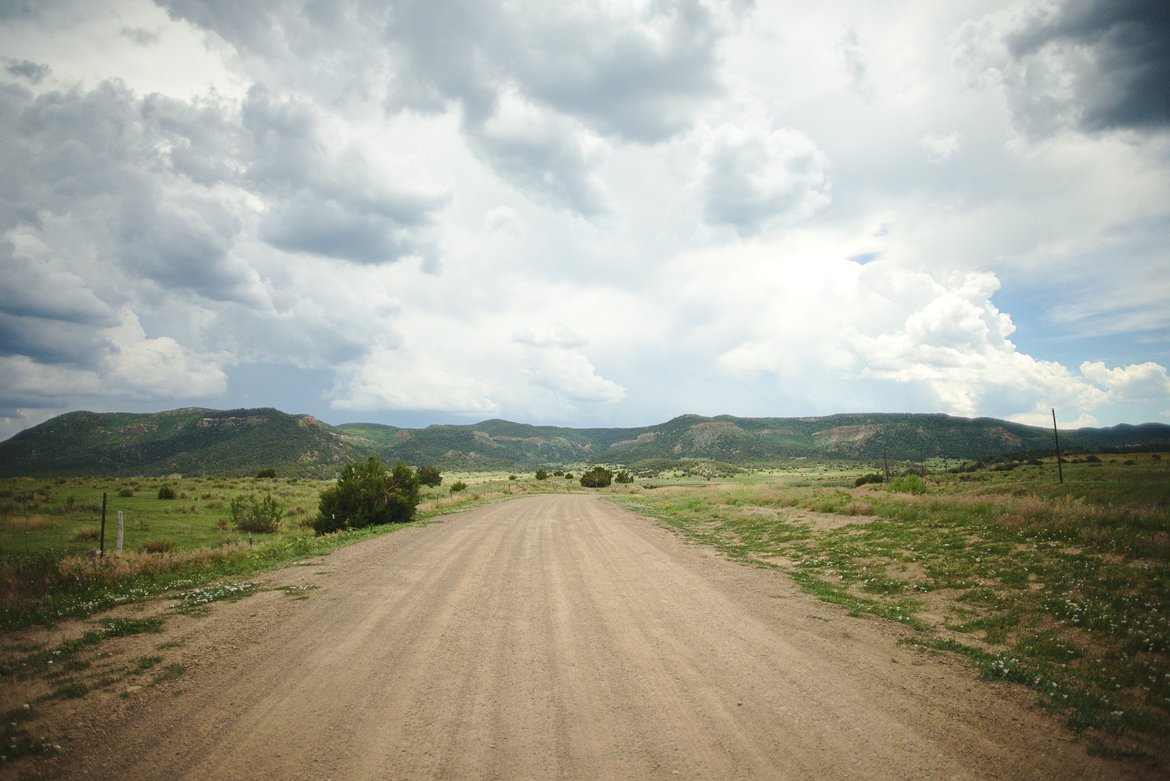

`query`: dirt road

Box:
[7,494,1146,779]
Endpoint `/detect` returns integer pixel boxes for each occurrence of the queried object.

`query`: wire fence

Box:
[0,507,209,556]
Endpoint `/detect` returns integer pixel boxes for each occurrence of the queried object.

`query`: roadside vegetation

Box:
[617,452,1170,758]
[0,465,557,631]
[2,452,1167,761]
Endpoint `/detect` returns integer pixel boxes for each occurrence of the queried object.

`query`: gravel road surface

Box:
[5,494,1145,780]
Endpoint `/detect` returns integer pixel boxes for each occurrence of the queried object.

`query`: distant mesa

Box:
[0,407,1166,478]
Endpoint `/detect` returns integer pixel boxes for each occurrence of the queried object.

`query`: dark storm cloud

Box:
[241,84,447,264]
[161,0,738,216]
[119,26,161,46]
[385,0,729,141]
[0,1,47,20]
[0,313,106,365]
[3,57,50,83]
[0,245,115,327]
[260,194,440,265]
[1007,0,1170,133]
[0,80,264,303]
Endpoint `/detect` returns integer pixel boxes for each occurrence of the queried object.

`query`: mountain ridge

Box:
[1,407,1167,477]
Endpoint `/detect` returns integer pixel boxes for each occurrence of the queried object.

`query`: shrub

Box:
[535,469,549,481]
[579,467,613,488]
[853,473,885,487]
[450,480,468,493]
[887,475,927,495]
[314,457,420,535]
[229,494,284,534]
[255,468,277,479]
[614,470,634,484]
[416,465,442,487]
[117,487,135,498]
[141,539,175,554]
[157,486,178,500]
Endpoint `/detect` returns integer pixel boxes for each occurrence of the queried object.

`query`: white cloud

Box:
[331,347,500,415]
[465,87,610,216]
[920,132,963,163]
[697,123,831,234]
[1081,361,1170,402]
[1,0,1168,440]
[0,309,226,405]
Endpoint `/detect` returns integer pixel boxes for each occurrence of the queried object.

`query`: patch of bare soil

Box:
[2,495,1161,780]
[787,507,878,531]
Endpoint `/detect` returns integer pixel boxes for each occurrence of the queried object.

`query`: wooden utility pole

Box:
[1052,408,1064,484]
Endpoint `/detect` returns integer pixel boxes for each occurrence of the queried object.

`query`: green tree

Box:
[614,470,633,484]
[535,469,549,481]
[579,466,613,488]
[314,457,420,534]
[416,464,443,487]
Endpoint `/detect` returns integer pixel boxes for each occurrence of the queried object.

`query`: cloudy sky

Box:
[1,0,1168,439]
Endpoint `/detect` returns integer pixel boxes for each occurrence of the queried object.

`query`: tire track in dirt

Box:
[13,494,1152,780]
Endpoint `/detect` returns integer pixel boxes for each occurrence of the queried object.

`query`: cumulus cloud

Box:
[840,29,871,97]
[0,309,227,406]
[1081,361,1170,402]
[920,132,963,163]
[670,238,1164,426]
[514,323,588,350]
[381,0,735,140]
[332,347,500,415]
[697,124,831,234]
[242,85,448,264]
[162,0,739,217]
[502,0,728,142]
[524,347,626,405]
[853,272,1111,419]
[0,73,450,421]
[483,206,522,237]
[959,0,1170,137]
[464,89,610,216]
[2,0,1167,438]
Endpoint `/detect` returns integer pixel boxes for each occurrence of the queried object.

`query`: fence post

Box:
[99,492,107,556]
[116,510,124,552]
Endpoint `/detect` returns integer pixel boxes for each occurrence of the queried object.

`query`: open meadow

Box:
[1,453,1167,762]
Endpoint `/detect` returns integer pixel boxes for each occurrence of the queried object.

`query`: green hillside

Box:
[0,408,360,478]
[1,408,1167,477]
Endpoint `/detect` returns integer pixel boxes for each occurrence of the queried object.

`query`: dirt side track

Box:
[3,494,1156,780]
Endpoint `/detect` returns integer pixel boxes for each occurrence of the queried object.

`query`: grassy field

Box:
[3,456,1167,758]
[617,452,1170,757]
[0,469,583,630]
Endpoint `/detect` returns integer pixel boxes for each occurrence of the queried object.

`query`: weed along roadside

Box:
[616,452,1170,764]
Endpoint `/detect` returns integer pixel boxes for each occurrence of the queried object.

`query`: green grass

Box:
[617,452,1170,755]
[0,475,333,557]
[0,471,559,630]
